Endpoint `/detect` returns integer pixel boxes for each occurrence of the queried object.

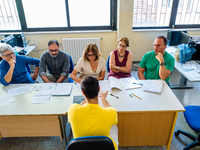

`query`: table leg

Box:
[170,75,193,89]
[59,115,67,146]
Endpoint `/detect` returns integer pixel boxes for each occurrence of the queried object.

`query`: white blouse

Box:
[74,57,106,79]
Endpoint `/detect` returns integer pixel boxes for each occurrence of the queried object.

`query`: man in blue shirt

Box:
[0,43,40,86]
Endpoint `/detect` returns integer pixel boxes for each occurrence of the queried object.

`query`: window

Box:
[0,0,117,32]
[22,0,68,28]
[0,0,21,30]
[133,0,200,29]
[68,0,110,26]
[176,0,200,25]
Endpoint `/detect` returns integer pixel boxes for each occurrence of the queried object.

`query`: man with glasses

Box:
[0,43,40,86]
[39,39,70,83]
[138,36,175,84]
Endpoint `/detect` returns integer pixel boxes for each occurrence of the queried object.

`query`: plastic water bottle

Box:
[14,49,18,55]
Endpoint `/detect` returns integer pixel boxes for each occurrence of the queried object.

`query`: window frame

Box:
[132,0,200,29]
[0,0,117,32]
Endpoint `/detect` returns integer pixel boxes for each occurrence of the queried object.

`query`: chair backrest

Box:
[106,55,110,73]
[68,54,74,83]
[66,136,115,150]
[68,54,74,73]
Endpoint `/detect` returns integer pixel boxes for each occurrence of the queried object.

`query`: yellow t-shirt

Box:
[68,103,118,150]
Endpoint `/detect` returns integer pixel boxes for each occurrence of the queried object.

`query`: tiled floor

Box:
[1,66,200,150]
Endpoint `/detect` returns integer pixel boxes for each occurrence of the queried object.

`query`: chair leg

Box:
[175,131,200,150]
[184,140,200,150]
[175,130,196,141]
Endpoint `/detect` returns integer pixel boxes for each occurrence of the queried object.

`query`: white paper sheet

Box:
[184,70,200,80]
[0,95,15,107]
[32,83,55,91]
[99,80,110,92]
[52,83,73,96]
[8,85,32,96]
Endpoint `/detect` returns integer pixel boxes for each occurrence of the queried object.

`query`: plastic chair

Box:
[66,136,115,150]
[175,105,200,150]
[106,55,110,73]
[68,54,74,83]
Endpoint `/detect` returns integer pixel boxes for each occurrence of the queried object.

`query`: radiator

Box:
[62,38,101,64]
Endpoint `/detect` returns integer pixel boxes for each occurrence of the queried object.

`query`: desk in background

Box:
[0,81,184,150]
[166,46,200,89]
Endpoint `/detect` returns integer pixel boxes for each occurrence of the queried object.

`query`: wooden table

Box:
[0,81,184,150]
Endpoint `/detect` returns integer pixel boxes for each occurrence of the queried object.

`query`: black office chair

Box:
[175,105,200,150]
[66,136,115,150]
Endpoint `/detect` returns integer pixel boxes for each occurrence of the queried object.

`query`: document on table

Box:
[73,95,85,104]
[183,61,200,73]
[31,90,52,104]
[143,80,163,94]
[184,70,200,80]
[52,83,73,96]
[0,95,15,107]
[32,83,55,91]
[99,80,110,92]
[8,85,32,96]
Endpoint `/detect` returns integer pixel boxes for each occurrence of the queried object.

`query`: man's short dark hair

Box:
[48,39,59,47]
[157,36,168,45]
[81,76,99,100]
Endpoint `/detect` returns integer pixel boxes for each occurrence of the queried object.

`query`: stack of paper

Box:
[31,83,56,104]
[52,83,73,96]
[143,80,163,94]
[0,95,15,107]
[8,85,32,96]
[31,90,52,104]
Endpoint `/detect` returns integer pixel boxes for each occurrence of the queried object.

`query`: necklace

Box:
[118,53,125,58]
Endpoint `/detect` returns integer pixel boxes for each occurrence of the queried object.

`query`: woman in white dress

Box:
[70,43,106,83]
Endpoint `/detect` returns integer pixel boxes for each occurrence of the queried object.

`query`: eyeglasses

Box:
[87,54,96,57]
[3,52,14,58]
[118,44,126,48]
[49,49,58,52]
[153,43,164,47]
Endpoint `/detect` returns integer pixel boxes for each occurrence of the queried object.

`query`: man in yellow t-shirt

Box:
[68,76,118,150]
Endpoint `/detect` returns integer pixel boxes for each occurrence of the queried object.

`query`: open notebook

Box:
[143,80,164,94]
[108,77,142,90]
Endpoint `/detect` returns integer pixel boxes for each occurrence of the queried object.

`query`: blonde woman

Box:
[70,43,106,83]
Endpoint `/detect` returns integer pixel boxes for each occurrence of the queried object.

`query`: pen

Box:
[131,93,142,100]
[129,94,133,97]
[110,93,119,99]
[133,82,143,85]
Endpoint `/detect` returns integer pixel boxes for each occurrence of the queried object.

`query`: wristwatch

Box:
[160,62,165,66]
[117,66,119,70]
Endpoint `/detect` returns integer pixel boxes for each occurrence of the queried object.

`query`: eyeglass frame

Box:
[3,51,14,58]
[49,49,59,53]
[118,44,127,48]
[87,54,96,57]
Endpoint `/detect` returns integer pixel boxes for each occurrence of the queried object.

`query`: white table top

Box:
[166,46,200,82]
[0,81,184,116]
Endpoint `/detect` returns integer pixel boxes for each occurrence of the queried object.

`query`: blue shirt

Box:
[0,55,40,86]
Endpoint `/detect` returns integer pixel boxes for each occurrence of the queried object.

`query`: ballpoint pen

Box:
[133,82,143,85]
[110,93,119,99]
[131,93,142,100]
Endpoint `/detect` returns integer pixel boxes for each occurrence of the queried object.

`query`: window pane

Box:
[175,0,200,25]
[133,0,173,27]
[68,0,110,26]
[0,0,21,30]
[22,0,67,28]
